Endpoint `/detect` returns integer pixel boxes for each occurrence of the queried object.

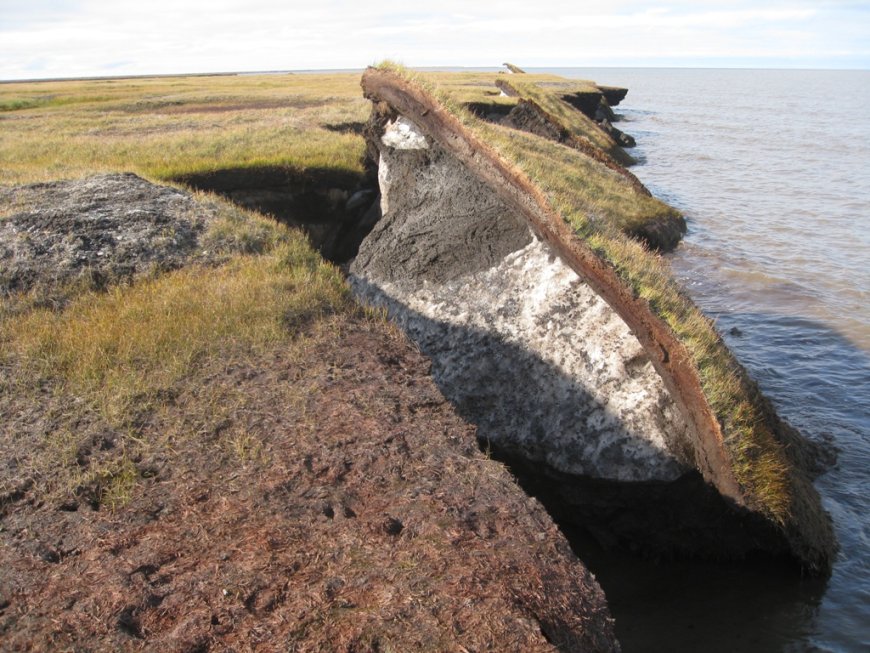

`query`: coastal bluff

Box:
[0,173,617,650]
[0,65,837,651]
[351,65,835,572]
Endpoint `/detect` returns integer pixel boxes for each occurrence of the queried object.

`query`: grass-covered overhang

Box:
[363,62,834,572]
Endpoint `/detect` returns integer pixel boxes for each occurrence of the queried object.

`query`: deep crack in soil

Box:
[173,166,380,264]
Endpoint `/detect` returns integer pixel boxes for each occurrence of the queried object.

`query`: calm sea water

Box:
[541,68,870,652]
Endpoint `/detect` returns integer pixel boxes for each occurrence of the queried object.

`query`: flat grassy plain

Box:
[0,72,368,184]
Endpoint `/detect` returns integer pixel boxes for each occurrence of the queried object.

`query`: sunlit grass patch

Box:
[477,122,677,236]
[0,210,355,507]
[0,71,371,511]
[0,72,369,185]
[1,234,350,423]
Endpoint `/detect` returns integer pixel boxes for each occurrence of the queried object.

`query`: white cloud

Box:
[0,0,866,79]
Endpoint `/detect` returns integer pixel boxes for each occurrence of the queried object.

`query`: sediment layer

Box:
[353,66,835,572]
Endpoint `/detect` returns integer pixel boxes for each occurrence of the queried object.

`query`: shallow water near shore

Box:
[541,67,870,652]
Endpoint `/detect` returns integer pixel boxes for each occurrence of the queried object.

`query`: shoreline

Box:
[0,65,844,646]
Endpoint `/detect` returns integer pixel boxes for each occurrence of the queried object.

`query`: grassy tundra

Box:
[1,71,369,503]
[0,73,367,184]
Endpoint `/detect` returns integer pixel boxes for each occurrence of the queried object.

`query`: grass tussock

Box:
[373,62,792,523]
[0,189,29,219]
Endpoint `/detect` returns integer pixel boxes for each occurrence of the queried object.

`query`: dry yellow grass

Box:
[0,72,368,185]
[477,122,676,236]
[1,231,350,423]
[0,202,360,509]
[0,72,374,510]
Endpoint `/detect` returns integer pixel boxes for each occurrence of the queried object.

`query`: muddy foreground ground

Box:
[0,176,616,653]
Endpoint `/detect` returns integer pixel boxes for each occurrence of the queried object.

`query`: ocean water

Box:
[542,68,870,652]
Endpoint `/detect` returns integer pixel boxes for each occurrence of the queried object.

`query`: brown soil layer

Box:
[495,79,636,168]
[595,87,628,107]
[0,315,617,652]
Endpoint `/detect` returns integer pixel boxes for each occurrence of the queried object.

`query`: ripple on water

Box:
[556,67,870,652]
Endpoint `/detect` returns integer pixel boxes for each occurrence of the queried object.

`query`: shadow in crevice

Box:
[568,521,827,653]
[350,275,832,652]
[464,101,515,124]
[350,276,794,559]
[173,165,380,263]
[323,121,366,135]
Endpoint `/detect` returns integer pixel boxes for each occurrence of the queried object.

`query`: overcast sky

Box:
[1,0,868,80]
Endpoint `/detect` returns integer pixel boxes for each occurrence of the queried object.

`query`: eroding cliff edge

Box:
[353,117,690,484]
[350,67,836,572]
[0,174,619,651]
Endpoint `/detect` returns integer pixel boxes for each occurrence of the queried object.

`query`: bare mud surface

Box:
[0,319,616,652]
[0,174,219,300]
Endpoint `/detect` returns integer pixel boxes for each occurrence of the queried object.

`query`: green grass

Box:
[1,223,349,423]
[586,234,791,518]
[1,98,45,112]
[496,77,627,162]
[0,94,115,112]
[0,200,357,506]
[372,62,792,523]
[0,73,368,185]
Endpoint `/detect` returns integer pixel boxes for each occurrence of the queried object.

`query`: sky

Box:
[1,0,868,80]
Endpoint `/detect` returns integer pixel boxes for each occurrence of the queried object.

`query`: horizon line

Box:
[3,64,869,84]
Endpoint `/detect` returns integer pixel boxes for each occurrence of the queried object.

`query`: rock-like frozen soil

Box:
[351,118,692,483]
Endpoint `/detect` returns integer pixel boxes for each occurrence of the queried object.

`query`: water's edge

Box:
[549,67,870,653]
